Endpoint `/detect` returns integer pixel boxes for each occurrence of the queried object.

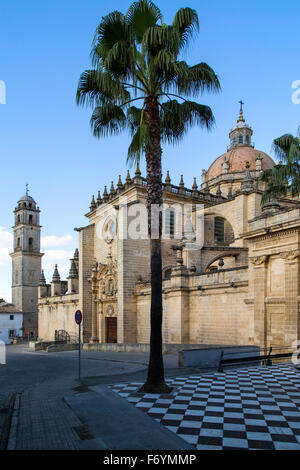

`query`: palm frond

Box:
[160,100,214,144]
[127,123,151,163]
[272,134,295,161]
[176,62,221,96]
[143,25,180,56]
[172,7,199,51]
[90,104,127,137]
[91,11,135,78]
[127,106,143,134]
[76,70,130,107]
[126,0,162,43]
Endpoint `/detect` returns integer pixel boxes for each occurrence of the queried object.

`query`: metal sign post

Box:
[75,310,83,381]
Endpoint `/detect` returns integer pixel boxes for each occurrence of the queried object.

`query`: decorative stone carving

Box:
[249,255,268,265]
[280,250,300,261]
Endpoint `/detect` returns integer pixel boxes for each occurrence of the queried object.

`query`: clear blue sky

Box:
[0,0,299,301]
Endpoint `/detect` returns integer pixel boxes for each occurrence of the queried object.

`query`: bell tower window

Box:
[29,237,33,250]
[238,135,243,144]
[246,135,250,145]
[29,214,33,224]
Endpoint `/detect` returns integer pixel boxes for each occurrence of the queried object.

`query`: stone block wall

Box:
[38,293,79,341]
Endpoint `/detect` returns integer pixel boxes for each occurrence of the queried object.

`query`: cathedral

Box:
[15,107,300,351]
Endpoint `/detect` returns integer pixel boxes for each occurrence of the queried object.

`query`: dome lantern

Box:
[229,101,253,149]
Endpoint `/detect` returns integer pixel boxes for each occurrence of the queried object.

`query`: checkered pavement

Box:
[111,365,300,450]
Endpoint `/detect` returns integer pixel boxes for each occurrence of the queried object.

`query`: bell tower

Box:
[10,188,43,335]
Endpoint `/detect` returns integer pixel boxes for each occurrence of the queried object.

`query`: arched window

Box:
[17,215,21,224]
[17,237,20,248]
[29,237,33,250]
[246,135,250,145]
[214,217,225,243]
[238,135,243,144]
[29,214,33,224]
[232,137,237,146]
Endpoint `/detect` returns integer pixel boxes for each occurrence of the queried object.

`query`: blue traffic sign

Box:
[75,310,82,325]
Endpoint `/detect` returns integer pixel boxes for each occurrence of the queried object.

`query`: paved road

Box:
[1,344,161,391]
[0,344,189,449]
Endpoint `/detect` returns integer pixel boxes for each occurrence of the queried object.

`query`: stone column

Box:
[168,255,190,343]
[88,262,99,343]
[250,255,268,349]
[90,285,99,343]
[281,250,300,347]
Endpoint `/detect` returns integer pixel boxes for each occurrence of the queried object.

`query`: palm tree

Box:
[76,0,220,393]
[260,127,300,204]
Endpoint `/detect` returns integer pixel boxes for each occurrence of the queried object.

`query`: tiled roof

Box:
[0,302,22,314]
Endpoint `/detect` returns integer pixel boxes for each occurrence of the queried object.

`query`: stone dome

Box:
[204,104,275,182]
[18,195,36,204]
[205,146,275,181]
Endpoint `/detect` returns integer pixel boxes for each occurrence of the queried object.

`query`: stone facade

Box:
[36,109,300,351]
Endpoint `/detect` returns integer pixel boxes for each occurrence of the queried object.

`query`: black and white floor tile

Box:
[111,365,300,450]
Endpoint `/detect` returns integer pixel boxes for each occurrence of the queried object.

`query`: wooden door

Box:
[106,317,117,343]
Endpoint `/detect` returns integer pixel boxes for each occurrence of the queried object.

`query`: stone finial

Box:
[134,163,143,184]
[52,264,60,282]
[135,162,141,176]
[90,195,96,211]
[73,248,79,263]
[103,186,109,202]
[117,175,123,190]
[255,154,263,171]
[241,164,254,193]
[222,158,229,174]
[125,170,131,184]
[202,169,207,183]
[165,171,171,184]
[68,259,78,279]
[110,181,115,195]
[179,175,184,187]
[192,177,199,197]
[96,191,102,205]
[39,270,46,286]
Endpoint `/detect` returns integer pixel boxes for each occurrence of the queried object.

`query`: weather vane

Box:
[239,100,244,114]
[25,183,29,196]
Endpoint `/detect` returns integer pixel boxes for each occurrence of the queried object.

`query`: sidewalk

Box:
[64,386,193,450]
[6,348,300,450]
[9,358,202,450]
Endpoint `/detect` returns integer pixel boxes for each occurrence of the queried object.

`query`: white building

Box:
[0,303,23,344]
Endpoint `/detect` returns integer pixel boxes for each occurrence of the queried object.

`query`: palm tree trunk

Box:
[139,96,172,394]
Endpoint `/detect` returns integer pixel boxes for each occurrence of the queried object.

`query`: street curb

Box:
[6,393,21,450]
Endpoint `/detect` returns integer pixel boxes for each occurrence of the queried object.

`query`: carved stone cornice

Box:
[249,255,268,266]
[280,249,300,261]
[244,226,300,242]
